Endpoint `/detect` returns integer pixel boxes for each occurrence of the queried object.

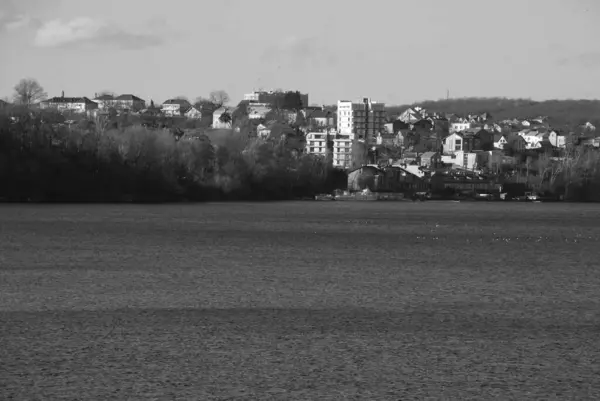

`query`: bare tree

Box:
[208,90,230,109]
[13,78,47,106]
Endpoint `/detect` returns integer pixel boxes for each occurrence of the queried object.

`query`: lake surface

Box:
[1,202,600,399]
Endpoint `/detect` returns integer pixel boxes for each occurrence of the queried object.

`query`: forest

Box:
[0,107,345,202]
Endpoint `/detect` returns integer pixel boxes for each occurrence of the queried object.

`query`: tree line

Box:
[0,105,345,202]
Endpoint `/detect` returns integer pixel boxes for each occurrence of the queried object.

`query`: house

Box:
[247,103,271,120]
[440,151,478,170]
[462,128,494,152]
[420,151,439,168]
[450,119,471,133]
[304,109,335,128]
[256,123,271,139]
[411,119,433,132]
[392,120,410,133]
[581,136,600,148]
[114,94,146,112]
[504,133,528,152]
[398,152,419,165]
[484,122,502,133]
[518,129,549,149]
[477,150,517,173]
[397,107,427,124]
[442,133,464,153]
[162,99,192,116]
[92,94,116,109]
[494,133,507,149]
[376,132,401,147]
[185,105,203,120]
[211,107,231,127]
[40,92,98,113]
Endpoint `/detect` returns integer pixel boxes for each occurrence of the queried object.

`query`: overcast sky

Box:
[1,0,599,105]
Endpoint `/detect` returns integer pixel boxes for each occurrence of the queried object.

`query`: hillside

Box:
[385,97,600,129]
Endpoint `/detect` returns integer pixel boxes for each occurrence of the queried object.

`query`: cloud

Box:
[261,35,338,69]
[0,11,36,32]
[33,17,166,50]
[557,51,600,68]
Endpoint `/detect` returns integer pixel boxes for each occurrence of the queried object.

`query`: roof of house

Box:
[94,94,114,101]
[493,133,505,141]
[421,151,437,158]
[115,94,144,101]
[183,106,201,114]
[305,109,331,119]
[162,99,191,106]
[44,96,97,104]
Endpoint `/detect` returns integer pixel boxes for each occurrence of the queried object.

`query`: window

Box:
[310,147,315,152]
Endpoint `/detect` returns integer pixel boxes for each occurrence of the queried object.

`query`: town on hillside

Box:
[2,82,599,202]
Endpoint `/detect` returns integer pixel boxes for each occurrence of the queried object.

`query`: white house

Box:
[212,107,231,127]
[184,105,202,119]
[493,134,507,149]
[440,151,478,170]
[92,94,116,110]
[247,103,271,119]
[162,99,191,116]
[450,119,471,133]
[40,92,98,113]
[442,133,464,154]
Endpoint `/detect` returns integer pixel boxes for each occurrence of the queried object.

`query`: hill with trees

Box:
[385,97,600,129]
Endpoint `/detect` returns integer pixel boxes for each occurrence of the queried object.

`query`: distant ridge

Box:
[385,97,600,128]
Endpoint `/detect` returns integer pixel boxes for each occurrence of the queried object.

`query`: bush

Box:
[0,109,343,202]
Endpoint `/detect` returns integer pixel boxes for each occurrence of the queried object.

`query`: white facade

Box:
[442,133,464,154]
[306,132,328,156]
[336,98,386,144]
[450,121,471,133]
[305,131,354,168]
[441,151,478,170]
[494,135,507,149]
[333,134,353,168]
[243,92,261,102]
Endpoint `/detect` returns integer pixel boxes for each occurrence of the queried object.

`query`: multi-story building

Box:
[337,98,386,144]
[333,134,353,168]
[243,90,309,108]
[40,92,98,113]
[305,130,354,169]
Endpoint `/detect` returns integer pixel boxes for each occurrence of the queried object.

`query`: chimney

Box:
[61,91,64,98]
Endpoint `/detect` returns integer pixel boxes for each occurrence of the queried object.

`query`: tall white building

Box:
[337,98,386,144]
[305,130,354,169]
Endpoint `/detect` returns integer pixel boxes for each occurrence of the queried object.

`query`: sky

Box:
[1,0,599,106]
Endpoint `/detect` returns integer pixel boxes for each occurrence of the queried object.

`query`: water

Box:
[1,202,599,399]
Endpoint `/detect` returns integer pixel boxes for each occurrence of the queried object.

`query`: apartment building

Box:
[337,98,386,144]
[305,130,354,169]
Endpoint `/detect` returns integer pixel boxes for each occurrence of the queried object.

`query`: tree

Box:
[282,91,304,111]
[97,90,115,97]
[219,111,232,125]
[13,78,47,106]
[351,140,369,169]
[209,90,230,109]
